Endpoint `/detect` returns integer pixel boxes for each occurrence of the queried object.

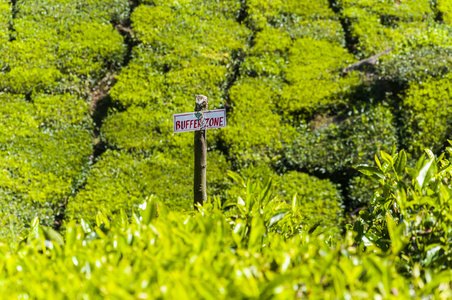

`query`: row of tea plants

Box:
[2,146,452,298]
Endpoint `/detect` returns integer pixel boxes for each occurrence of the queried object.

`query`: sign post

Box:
[193,95,208,208]
[173,95,227,209]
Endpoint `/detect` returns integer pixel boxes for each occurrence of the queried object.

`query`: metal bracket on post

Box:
[194,95,208,209]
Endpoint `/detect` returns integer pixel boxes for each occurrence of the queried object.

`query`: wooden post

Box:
[194,95,208,208]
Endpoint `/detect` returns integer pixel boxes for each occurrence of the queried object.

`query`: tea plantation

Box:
[1,0,452,298]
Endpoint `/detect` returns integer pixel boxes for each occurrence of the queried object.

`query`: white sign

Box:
[173,109,227,133]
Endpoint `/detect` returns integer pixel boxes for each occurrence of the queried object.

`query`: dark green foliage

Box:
[348,175,379,206]
[402,74,452,155]
[283,105,397,174]
[340,0,452,82]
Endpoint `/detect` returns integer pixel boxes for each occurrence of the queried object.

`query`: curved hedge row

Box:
[0,0,126,94]
[0,1,10,43]
[0,93,92,236]
[340,0,452,82]
[67,149,230,220]
[0,0,129,236]
[283,105,397,174]
[402,74,452,155]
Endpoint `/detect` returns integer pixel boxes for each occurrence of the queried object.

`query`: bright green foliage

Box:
[0,1,10,43]
[225,0,361,166]
[226,165,344,236]
[241,0,359,117]
[379,24,452,82]
[356,146,452,272]
[247,0,345,45]
[110,3,249,108]
[402,74,452,155]
[0,0,129,234]
[241,27,292,78]
[0,0,127,94]
[91,0,249,215]
[34,93,92,129]
[341,0,434,56]
[102,105,193,152]
[1,172,452,298]
[2,2,452,297]
[139,0,242,20]
[67,149,230,221]
[280,38,359,114]
[221,78,294,164]
[283,105,397,173]
[278,171,343,229]
[0,92,92,235]
[15,0,130,24]
[438,0,452,25]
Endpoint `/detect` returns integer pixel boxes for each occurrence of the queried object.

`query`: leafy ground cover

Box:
[2,147,452,298]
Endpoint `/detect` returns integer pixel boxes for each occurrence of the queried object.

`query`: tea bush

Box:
[221,77,294,165]
[247,0,345,45]
[242,0,359,116]
[402,74,452,155]
[340,0,452,82]
[0,0,129,236]
[280,37,359,114]
[1,2,452,297]
[110,3,249,108]
[225,0,361,166]
[340,0,434,57]
[66,149,230,221]
[438,0,452,25]
[355,146,452,272]
[0,1,10,43]
[86,0,250,217]
[283,105,397,174]
[0,93,92,234]
[378,24,452,82]
[226,165,344,236]
[0,0,127,94]
[102,105,191,152]
[2,161,452,298]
